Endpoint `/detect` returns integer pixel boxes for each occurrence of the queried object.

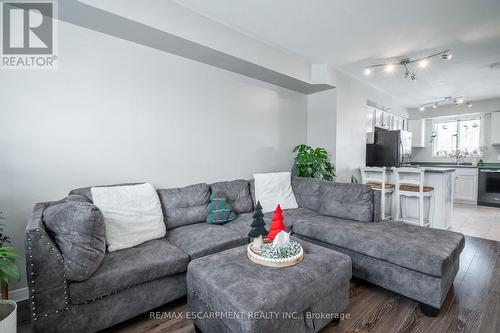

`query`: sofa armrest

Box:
[372,190,381,222]
[25,203,69,321]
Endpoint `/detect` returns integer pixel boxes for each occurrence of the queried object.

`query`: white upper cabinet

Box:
[408,119,425,148]
[367,107,408,133]
[491,111,500,145]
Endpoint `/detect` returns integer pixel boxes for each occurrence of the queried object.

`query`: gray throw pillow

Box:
[43,196,106,281]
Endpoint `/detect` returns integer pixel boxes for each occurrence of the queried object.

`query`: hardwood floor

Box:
[18,236,499,333]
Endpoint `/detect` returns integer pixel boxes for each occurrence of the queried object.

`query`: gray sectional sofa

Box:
[26,177,465,332]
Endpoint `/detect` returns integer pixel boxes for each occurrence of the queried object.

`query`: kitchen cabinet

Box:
[386,168,454,230]
[366,107,408,133]
[454,168,478,204]
[408,119,425,148]
[491,111,500,145]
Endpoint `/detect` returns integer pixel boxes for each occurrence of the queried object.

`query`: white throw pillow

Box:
[254,172,298,213]
[91,183,166,252]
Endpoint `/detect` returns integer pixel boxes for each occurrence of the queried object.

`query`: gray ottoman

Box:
[187,238,352,333]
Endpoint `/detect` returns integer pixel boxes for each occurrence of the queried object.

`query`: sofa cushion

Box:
[68,238,189,304]
[293,215,465,277]
[291,177,321,211]
[223,208,318,236]
[92,183,166,252]
[68,183,144,202]
[319,182,374,222]
[166,224,248,259]
[157,183,210,230]
[43,196,106,281]
[210,179,253,214]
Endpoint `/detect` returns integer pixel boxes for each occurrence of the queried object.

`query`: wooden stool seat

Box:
[367,182,395,190]
[399,185,434,192]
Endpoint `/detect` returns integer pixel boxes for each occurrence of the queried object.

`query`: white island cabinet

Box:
[385,168,455,230]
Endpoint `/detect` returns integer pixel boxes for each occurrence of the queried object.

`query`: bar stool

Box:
[394,167,435,227]
[360,167,395,220]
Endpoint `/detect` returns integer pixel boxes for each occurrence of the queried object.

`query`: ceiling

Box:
[174,0,500,108]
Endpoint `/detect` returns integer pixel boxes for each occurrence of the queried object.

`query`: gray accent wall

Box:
[0,19,307,293]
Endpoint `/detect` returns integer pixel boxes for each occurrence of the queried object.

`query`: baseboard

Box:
[8,287,29,302]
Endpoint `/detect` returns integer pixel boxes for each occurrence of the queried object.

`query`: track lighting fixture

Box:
[441,52,452,60]
[418,97,472,111]
[363,49,451,81]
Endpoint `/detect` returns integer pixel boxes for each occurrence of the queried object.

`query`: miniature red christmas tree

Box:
[267,204,285,240]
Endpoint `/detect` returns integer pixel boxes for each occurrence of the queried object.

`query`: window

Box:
[433,117,481,157]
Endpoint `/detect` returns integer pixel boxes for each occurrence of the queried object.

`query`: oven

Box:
[478,168,500,207]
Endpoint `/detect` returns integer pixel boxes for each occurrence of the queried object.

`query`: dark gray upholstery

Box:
[157,183,210,230]
[68,183,144,202]
[69,238,189,304]
[291,176,322,211]
[297,235,459,308]
[318,181,374,222]
[34,274,186,333]
[210,179,253,213]
[43,197,106,281]
[372,190,381,222]
[27,179,465,332]
[166,223,248,259]
[187,239,351,333]
[293,215,464,277]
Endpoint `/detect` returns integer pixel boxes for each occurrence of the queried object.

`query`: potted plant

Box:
[0,214,20,333]
[292,144,336,181]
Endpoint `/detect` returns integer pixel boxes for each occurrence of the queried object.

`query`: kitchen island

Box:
[385,167,455,230]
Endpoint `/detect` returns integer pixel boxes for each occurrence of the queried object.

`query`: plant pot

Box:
[0,300,17,333]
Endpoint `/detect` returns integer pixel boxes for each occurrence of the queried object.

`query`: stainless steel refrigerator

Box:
[366,129,412,167]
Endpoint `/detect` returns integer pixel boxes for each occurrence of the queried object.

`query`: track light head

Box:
[419,106,425,111]
[433,103,438,108]
[364,68,371,75]
[410,73,416,81]
[467,102,472,107]
[441,53,452,60]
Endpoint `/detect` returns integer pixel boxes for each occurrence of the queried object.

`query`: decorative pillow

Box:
[91,183,166,252]
[43,195,106,281]
[318,182,374,222]
[254,172,298,213]
[157,183,210,230]
[206,191,237,224]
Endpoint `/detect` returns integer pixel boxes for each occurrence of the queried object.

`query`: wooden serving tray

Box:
[246,242,303,268]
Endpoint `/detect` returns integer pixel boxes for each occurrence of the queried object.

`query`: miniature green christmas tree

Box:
[248,201,268,250]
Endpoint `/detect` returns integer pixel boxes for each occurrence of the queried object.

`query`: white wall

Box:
[0,21,308,293]
[409,98,500,163]
[307,68,394,182]
[306,90,337,163]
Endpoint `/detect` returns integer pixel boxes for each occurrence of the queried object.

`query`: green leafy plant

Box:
[351,175,359,184]
[0,214,20,287]
[292,144,335,181]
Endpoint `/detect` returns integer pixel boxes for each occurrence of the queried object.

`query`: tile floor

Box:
[449,203,500,241]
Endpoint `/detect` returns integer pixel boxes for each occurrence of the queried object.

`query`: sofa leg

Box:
[193,324,203,333]
[419,303,440,317]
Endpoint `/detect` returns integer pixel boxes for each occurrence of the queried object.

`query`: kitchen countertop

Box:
[385,167,455,173]
[412,162,500,169]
